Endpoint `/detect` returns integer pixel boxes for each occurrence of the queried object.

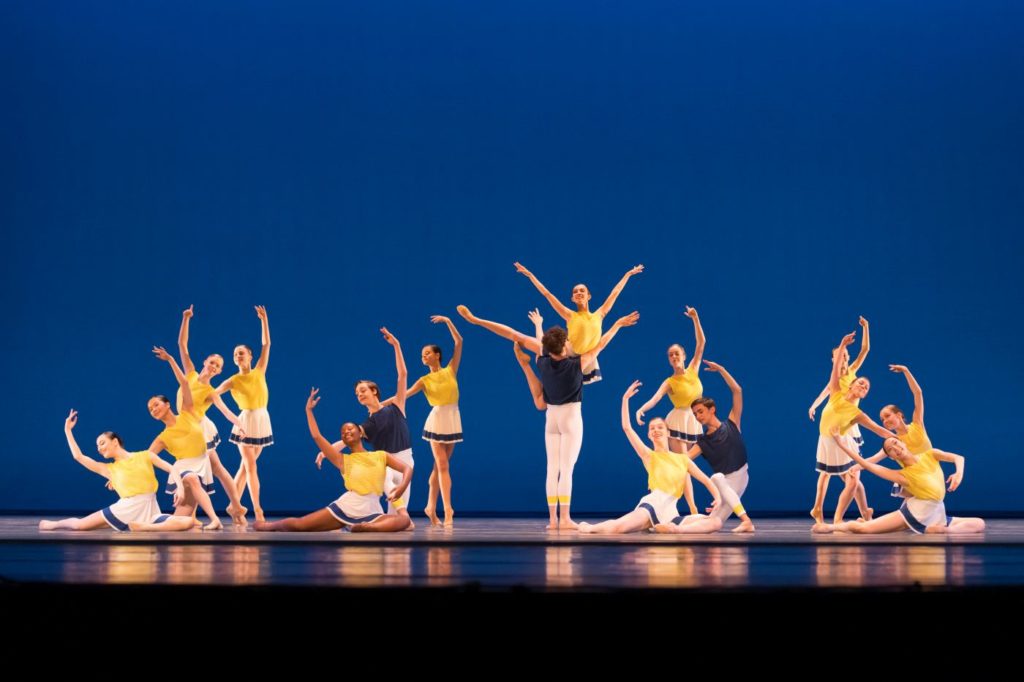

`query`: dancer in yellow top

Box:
[216,305,272,523]
[812,431,984,535]
[635,306,707,515]
[130,347,224,531]
[175,305,248,526]
[384,315,463,527]
[811,321,892,522]
[38,410,180,532]
[514,261,643,384]
[808,316,873,524]
[253,389,412,533]
[578,381,749,534]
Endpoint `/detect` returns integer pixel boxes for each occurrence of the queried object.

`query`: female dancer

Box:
[130,347,223,530]
[813,327,894,525]
[217,305,272,523]
[175,305,248,526]
[634,306,707,515]
[384,315,463,527]
[809,316,873,524]
[39,410,187,531]
[812,432,984,535]
[254,389,412,532]
[459,305,638,529]
[578,381,747,534]
[354,327,415,528]
[514,262,643,383]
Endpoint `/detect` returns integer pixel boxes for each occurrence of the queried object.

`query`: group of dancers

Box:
[40,263,985,536]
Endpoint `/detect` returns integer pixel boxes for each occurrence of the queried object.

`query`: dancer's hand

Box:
[889,364,909,374]
[380,327,399,346]
[858,316,869,329]
[152,346,172,362]
[635,409,645,426]
[702,360,723,373]
[626,264,644,277]
[513,262,532,277]
[527,308,543,327]
[65,409,78,431]
[706,496,721,515]
[839,331,856,348]
[173,489,183,507]
[182,304,194,320]
[947,473,962,492]
[684,306,698,319]
[105,480,114,491]
[808,406,816,422]
[315,452,325,470]
[255,305,268,321]
[623,380,642,401]
[306,388,321,411]
[234,426,247,439]
[614,311,640,327]
[430,315,451,325]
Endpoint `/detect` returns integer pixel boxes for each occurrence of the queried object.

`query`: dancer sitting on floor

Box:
[254,388,412,532]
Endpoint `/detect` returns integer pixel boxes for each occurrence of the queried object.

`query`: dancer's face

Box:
[233,345,252,369]
[648,418,669,445]
[340,423,362,446]
[667,345,686,368]
[691,404,714,425]
[571,284,591,307]
[96,435,115,458]
[880,406,904,431]
[147,397,171,420]
[203,354,224,376]
[851,377,870,399]
[421,346,440,367]
[354,382,377,406]
[883,437,914,466]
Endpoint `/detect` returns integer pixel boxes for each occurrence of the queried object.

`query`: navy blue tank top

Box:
[537,354,583,405]
[361,404,412,453]
[696,418,748,475]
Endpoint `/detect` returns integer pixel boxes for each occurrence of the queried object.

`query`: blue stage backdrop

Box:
[2,1,1022,513]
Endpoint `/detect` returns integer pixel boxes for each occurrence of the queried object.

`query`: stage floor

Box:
[3,516,1023,591]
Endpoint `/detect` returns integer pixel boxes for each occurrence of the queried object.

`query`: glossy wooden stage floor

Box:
[3,517,1024,591]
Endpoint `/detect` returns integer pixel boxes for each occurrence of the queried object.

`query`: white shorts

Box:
[385,448,414,514]
[422,404,463,443]
[326,491,385,526]
[165,454,216,497]
[102,493,164,532]
[635,489,681,527]
[899,498,951,534]
[230,407,273,447]
[581,355,601,384]
[665,407,701,443]
[200,416,220,450]
[816,434,857,474]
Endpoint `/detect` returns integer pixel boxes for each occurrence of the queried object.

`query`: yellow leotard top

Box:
[666,369,703,409]
[229,368,269,410]
[177,370,215,418]
[899,421,933,455]
[901,449,945,502]
[644,449,690,499]
[108,450,159,498]
[156,410,207,461]
[421,365,459,407]
[820,392,862,436]
[567,310,603,355]
[342,450,390,498]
